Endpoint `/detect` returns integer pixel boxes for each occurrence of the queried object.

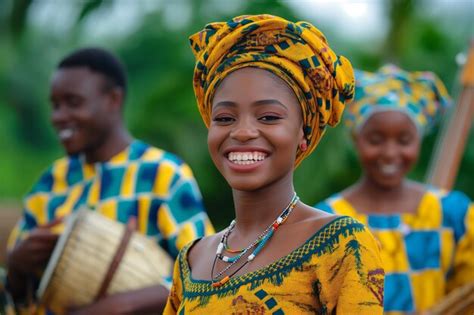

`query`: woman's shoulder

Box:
[308,215,383,273]
[424,187,472,239]
[313,190,360,219]
[299,207,375,252]
[424,186,471,216]
[284,213,381,282]
[437,188,470,208]
[320,214,372,241]
[185,231,224,270]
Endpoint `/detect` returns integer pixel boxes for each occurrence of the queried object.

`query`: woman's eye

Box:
[399,136,413,145]
[367,135,383,145]
[212,116,234,123]
[259,115,282,122]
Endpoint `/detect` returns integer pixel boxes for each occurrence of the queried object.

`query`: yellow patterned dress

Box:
[164,216,384,314]
[316,188,474,314]
[7,140,214,315]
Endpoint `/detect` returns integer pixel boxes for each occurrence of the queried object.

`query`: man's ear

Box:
[107,87,124,113]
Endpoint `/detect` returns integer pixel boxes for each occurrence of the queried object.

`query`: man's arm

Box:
[67,284,169,315]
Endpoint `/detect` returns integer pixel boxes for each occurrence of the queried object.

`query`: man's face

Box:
[50,67,115,157]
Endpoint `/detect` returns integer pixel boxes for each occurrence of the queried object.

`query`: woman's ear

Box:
[299,138,308,152]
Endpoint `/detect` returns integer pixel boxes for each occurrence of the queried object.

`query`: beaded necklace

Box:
[211,193,299,287]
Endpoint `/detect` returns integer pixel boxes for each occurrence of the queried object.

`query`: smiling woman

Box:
[164,14,385,314]
[208,68,304,192]
[354,110,421,189]
[316,65,474,314]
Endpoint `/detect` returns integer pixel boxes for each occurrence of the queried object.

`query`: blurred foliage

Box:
[0,0,472,230]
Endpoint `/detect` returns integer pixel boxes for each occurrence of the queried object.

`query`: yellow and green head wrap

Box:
[346,64,451,135]
[189,14,355,166]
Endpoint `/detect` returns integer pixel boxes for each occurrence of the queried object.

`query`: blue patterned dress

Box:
[316,188,474,314]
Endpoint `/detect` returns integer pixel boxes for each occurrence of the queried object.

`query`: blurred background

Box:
[0,0,473,265]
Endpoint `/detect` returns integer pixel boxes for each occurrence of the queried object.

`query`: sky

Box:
[290,1,387,40]
[28,0,385,40]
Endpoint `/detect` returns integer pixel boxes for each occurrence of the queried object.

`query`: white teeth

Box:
[228,151,267,164]
[58,129,74,140]
[380,164,398,175]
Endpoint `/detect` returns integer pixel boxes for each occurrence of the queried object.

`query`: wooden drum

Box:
[37,209,173,314]
[427,282,474,315]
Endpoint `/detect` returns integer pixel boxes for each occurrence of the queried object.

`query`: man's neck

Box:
[84,128,132,163]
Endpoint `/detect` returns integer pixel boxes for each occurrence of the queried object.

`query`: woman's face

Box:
[354,110,421,189]
[208,67,305,192]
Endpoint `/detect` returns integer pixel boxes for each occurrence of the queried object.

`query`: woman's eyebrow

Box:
[213,99,288,110]
[253,99,288,109]
[213,101,237,109]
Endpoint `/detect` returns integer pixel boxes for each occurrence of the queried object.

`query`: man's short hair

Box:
[58,47,127,97]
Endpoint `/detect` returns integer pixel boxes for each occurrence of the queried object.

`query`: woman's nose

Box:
[230,118,259,142]
[382,140,398,159]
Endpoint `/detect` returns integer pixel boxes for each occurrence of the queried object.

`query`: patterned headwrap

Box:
[189,14,355,166]
[346,64,451,135]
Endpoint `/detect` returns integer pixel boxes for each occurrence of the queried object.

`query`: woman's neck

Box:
[358,176,407,200]
[231,177,296,235]
[344,176,425,214]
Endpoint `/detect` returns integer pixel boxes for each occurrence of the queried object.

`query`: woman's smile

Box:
[227,151,268,164]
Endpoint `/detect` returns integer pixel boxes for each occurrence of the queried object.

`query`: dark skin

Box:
[341,111,425,215]
[188,68,337,281]
[7,67,168,314]
[6,219,63,300]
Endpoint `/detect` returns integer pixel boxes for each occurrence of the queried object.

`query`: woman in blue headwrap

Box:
[316,65,474,314]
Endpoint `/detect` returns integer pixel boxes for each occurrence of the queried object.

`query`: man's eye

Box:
[66,96,82,108]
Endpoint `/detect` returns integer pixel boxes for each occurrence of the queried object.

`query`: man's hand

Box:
[66,294,131,315]
[6,218,62,300]
[67,285,169,315]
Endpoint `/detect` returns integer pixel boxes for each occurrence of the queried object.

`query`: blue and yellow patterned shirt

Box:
[316,188,474,314]
[8,140,214,314]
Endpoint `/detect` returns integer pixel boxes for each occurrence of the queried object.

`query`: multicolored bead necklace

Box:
[211,193,299,287]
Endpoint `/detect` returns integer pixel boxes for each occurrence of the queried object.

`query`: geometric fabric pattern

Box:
[316,188,474,314]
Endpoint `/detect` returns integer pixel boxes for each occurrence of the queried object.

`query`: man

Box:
[6,47,214,314]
